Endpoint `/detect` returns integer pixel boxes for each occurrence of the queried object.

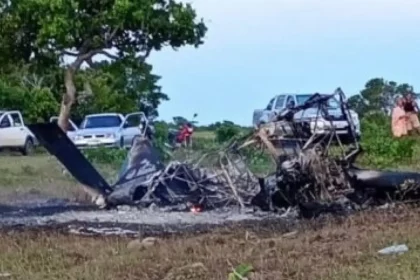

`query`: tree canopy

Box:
[348,78,414,117]
[0,0,207,130]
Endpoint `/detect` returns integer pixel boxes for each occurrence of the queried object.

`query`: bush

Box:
[0,79,59,123]
[215,124,241,143]
[360,113,416,168]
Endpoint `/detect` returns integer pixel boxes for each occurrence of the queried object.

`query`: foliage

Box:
[0,60,167,122]
[88,60,169,118]
[359,113,416,168]
[215,122,242,143]
[0,0,207,130]
[0,78,58,123]
[228,264,253,280]
[0,0,207,65]
[348,78,414,117]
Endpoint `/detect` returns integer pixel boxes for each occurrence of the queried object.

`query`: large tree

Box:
[348,78,414,117]
[0,0,207,131]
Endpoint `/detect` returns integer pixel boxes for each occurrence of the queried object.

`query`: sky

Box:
[147,0,420,126]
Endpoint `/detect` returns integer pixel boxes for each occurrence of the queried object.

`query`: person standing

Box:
[392,97,408,138]
[403,93,420,134]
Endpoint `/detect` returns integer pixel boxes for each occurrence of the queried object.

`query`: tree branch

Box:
[85,57,94,68]
[70,49,100,70]
[98,50,119,60]
[108,26,119,42]
[61,50,79,56]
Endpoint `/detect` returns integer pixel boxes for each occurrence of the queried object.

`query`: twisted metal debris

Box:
[27,88,420,218]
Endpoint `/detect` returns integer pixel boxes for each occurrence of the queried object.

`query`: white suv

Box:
[0,110,37,155]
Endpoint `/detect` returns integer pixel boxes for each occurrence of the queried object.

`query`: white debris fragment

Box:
[378,244,409,255]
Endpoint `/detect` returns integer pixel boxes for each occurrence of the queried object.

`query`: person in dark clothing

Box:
[403,93,420,134]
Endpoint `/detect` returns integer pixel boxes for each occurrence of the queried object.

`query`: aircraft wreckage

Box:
[28,88,420,218]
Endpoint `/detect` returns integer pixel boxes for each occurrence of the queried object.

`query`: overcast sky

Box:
[147,0,420,125]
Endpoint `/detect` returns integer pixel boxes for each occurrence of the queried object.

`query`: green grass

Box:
[193,130,216,140]
[0,153,119,203]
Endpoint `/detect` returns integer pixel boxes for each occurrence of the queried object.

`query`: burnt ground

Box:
[0,154,294,237]
[2,155,420,279]
[1,205,420,280]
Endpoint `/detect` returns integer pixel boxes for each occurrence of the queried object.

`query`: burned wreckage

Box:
[29,88,420,218]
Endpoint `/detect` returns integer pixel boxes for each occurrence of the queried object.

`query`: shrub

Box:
[215,124,241,143]
[359,114,416,168]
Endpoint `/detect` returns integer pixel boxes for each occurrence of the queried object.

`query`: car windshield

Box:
[81,115,122,129]
[296,94,340,108]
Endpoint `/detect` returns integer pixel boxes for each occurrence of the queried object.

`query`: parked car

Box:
[252,93,361,138]
[50,112,148,149]
[0,110,37,155]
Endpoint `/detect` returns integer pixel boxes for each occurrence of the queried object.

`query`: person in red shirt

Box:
[176,123,194,147]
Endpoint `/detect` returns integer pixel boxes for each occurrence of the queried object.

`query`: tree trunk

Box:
[58,67,77,132]
[56,63,106,207]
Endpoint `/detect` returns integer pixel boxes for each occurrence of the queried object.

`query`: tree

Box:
[349,78,414,116]
[348,95,368,118]
[172,116,189,126]
[94,60,168,118]
[0,0,207,131]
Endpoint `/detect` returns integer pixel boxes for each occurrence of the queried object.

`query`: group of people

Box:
[392,93,420,137]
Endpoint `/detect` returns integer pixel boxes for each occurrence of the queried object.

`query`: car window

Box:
[10,113,22,127]
[296,94,340,108]
[286,96,295,108]
[274,95,286,109]
[81,115,122,129]
[327,98,340,108]
[266,98,275,110]
[124,114,143,128]
[296,95,312,105]
[0,115,11,128]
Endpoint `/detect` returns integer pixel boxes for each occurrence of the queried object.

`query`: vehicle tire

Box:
[21,137,34,156]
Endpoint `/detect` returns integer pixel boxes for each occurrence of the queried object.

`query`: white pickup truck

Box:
[253,93,361,139]
[0,110,37,155]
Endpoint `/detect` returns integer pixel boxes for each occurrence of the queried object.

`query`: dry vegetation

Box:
[0,153,420,279]
[0,207,419,279]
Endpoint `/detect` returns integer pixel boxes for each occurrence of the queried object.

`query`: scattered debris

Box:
[282,230,298,238]
[378,244,409,255]
[127,237,159,250]
[68,226,139,237]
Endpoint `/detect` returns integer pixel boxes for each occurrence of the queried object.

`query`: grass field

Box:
[193,130,217,140]
[1,206,420,279]
[1,146,420,279]
[0,154,118,203]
